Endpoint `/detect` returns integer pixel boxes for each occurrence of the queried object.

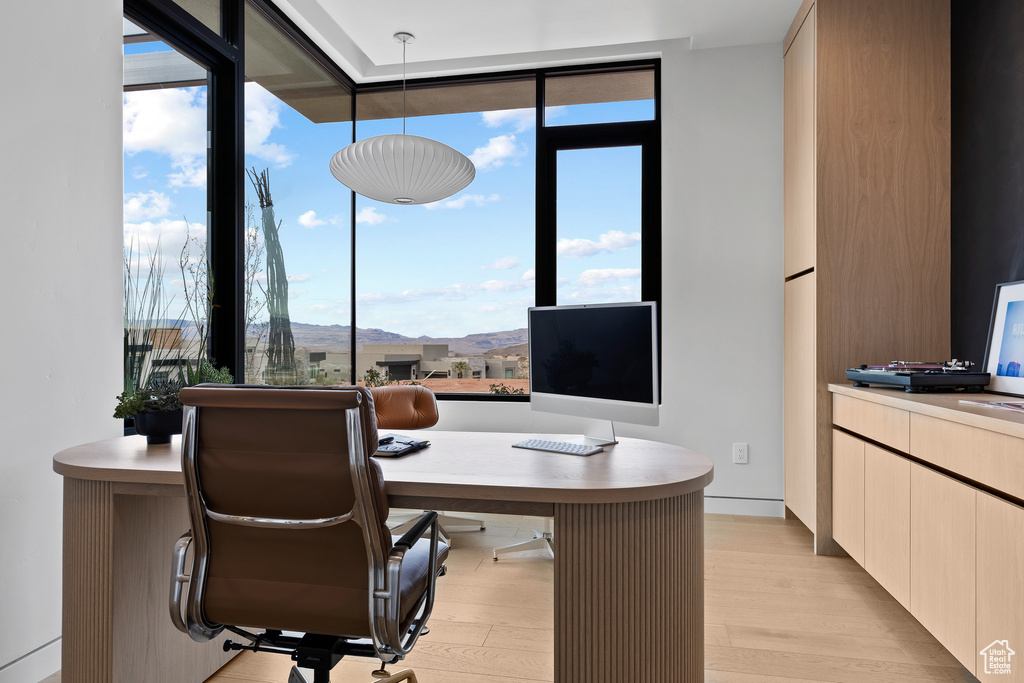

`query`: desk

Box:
[54,431,713,683]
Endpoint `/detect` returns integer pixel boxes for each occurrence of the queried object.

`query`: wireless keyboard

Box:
[511,438,604,456]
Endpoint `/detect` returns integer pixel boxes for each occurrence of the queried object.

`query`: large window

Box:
[123,0,658,400]
[122,20,215,392]
[242,1,354,385]
[355,89,537,395]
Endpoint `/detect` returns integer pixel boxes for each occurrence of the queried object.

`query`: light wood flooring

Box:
[42,512,977,683]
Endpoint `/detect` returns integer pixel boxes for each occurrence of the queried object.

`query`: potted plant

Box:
[114,360,232,444]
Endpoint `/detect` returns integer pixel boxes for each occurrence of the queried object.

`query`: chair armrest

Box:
[378,510,443,657]
[394,510,438,550]
[169,531,192,635]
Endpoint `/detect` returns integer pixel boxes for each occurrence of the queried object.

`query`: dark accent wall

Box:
[951,0,1024,363]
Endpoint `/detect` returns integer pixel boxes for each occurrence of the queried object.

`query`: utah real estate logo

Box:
[980,640,1015,675]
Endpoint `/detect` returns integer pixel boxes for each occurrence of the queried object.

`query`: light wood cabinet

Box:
[910,463,977,674]
[831,386,1024,680]
[784,274,816,532]
[782,3,814,278]
[863,444,910,609]
[977,492,1024,682]
[782,0,951,554]
[830,429,863,565]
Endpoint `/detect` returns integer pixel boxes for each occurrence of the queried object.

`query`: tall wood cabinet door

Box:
[783,3,815,278]
[832,430,864,566]
[784,273,815,532]
[910,463,977,674]
[977,492,1024,681]
[863,444,910,608]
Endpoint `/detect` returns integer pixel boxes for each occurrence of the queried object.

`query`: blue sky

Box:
[123,45,649,338]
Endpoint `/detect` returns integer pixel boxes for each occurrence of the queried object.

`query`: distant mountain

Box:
[152,319,528,356]
[288,322,527,356]
[484,342,529,358]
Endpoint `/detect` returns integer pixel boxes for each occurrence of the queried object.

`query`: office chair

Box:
[171,384,448,683]
[372,385,486,543]
[492,517,554,561]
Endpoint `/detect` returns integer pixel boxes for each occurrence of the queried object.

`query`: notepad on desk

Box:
[374,433,430,457]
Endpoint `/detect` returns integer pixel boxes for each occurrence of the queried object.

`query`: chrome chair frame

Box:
[170,400,442,671]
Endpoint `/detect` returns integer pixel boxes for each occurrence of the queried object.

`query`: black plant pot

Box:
[134,409,184,445]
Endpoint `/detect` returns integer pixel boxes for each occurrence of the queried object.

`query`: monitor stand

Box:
[580,420,618,447]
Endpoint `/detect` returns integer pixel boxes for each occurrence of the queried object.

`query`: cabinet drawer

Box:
[977,492,1024,681]
[833,394,910,452]
[864,444,910,609]
[910,463,977,674]
[910,413,1024,501]
[832,430,864,566]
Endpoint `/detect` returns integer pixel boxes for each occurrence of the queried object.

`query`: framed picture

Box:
[984,280,1024,396]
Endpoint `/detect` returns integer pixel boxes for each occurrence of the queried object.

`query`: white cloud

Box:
[244,83,294,167]
[131,166,149,179]
[522,269,535,281]
[123,84,292,188]
[557,230,642,258]
[123,218,197,255]
[425,193,500,211]
[123,87,208,188]
[481,108,536,132]
[124,191,172,222]
[287,273,313,283]
[298,210,326,228]
[470,135,525,171]
[545,105,568,123]
[479,279,528,292]
[356,276,530,305]
[356,207,389,225]
[481,256,519,270]
[575,268,642,287]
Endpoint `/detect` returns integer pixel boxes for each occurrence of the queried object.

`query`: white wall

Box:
[0,0,124,678]
[435,40,785,516]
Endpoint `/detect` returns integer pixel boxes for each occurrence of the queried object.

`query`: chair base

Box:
[493,530,554,561]
[289,666,418,683]
[390,512,485,544]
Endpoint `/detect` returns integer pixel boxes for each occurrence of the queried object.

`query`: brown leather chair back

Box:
[177,384,390,638]
[369,385,439,430]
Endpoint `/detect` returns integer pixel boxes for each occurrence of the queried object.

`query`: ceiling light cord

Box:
[402,38,407,135]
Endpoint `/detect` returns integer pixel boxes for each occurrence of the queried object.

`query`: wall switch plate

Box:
[732,442,749,464]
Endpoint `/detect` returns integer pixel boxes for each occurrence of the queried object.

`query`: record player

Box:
[845,360,990,393]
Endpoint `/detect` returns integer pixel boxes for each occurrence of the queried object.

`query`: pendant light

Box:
[330,32,476,205]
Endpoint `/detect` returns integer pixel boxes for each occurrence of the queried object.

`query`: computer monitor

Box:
[528,302,659,445]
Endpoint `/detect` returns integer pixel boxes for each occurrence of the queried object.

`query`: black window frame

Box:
[122,1,660,401]
[124,0,245,376]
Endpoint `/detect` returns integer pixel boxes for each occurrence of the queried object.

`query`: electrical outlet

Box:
[732,442,749,464]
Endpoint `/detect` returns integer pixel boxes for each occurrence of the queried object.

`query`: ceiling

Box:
[270,0,804,82]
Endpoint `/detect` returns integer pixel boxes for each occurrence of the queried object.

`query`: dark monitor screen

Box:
[529,303,657,405]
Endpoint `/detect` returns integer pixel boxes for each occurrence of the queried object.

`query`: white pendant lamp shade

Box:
[330,133,476,205]
[330,31,476,205]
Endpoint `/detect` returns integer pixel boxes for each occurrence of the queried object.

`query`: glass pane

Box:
[356,78,534,121]
[355,106,535,395]
[243,3,355,385]
[245,6,352,124]
[172,0,220,36]
[556,147,643,305]
[122,35,212,394]
[545,69,655,126]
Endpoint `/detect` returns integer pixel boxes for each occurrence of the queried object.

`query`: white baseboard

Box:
[0,638,61,683]
[704,496,785,517]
